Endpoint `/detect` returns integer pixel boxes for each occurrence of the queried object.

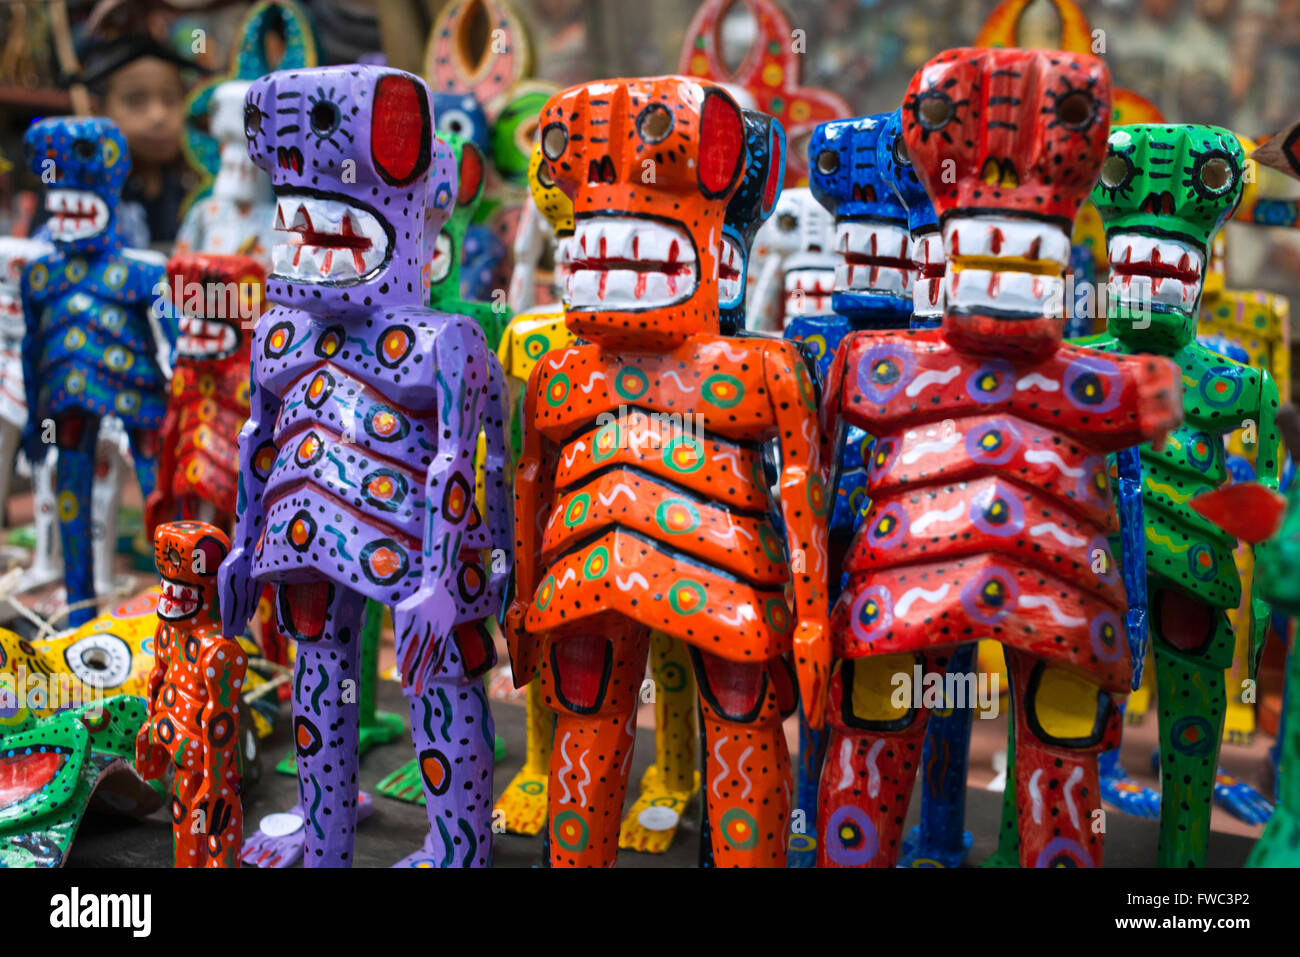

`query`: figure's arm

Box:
[1057,347,1184,451]
[198,636,246,785]
[767,340,831,727]
[504,357,559,687]
[217,316,277,637]
[391,319,488,691]
[134,624,170,779]
[1248,369,1282,673]
[483,352,513,618]
[1114,446,1149,689]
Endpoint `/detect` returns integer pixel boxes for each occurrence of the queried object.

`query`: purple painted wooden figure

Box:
[217,64,511,868]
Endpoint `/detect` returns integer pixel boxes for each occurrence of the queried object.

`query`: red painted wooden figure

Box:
[136,521,245,867]
[818,48,1185,868]
[145,253,263,538]
[507,76,830,867]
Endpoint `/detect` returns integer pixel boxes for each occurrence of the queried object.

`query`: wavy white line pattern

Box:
[1021,594,1086,627]
[901,433,961,465]
[904,364,961,397]
[575,748,592,805]
[712,737,730,799]
[547,348,580,370]
[1064,764,1083,829]
[556,568,576,588]
[615,572,649,592]
[1016,373,1059,392]
[557,732,575,804]
[1024,448,1084,477]
[1029,768,1044,824]
[736,745,755,799]
[866,739,885,799]
[895,583,951,617]
[562,440,587,468]
[597,483,636,506]
[836,738,854,791]
[661,369,697,393]
[577,370,606,394]
[1029,521,1086,547]
[911,502,964,533]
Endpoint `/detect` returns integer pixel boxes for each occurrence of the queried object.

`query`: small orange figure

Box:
[136,521,245,868]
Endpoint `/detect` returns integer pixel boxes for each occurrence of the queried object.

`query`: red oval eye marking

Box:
[457,142,485,206]
[372,74,431,186]
[762,125,783,212]
[699,90,744,197]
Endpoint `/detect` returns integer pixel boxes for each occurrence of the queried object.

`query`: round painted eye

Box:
[815,148,839,176]
[1100,153,1131,188]
[536,161,555,189]
[439,108,474,138]
[1199,155,1234,192]
[917,93,952,130]
[1055,91,1095,129]
[542,122,568,160]
[636,104,673,144]
[310,99,340,137]
[892,134,911,166]
[244,103,263,137]
[778,213,797,232]
[73,139,96,161]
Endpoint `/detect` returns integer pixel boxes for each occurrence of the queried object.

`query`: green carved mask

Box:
[1092,124,1244,348]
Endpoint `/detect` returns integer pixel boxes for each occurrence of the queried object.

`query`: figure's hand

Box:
[20,422,44,469]
[504,597,530,651]
[392,578,459,687]
[135,722,168,781]
[1135,356,1183,448]
[1213,769,1274,825]
[1125,607,1148,690]
[793,619,830,730]
[217,548,259,638]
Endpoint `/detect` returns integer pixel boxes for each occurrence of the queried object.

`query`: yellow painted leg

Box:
[491,677,553,835]
[1223,546,1256,744]
[619,632,699,853]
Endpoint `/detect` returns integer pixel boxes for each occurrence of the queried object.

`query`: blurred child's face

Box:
[99,57,186,166]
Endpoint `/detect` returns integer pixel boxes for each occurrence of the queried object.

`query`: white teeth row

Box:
[718,236,742,303]
[271,195,387,282]
[836,222,911,260]
[178,325,238,358]
[912,232,945,317]
[944,216,1070,266]
[430,233,452,283]
[566,268,692,309]
[947,269,1064,316]
[1107,236,1204,308]
[45,189,109,239]
[836,262,912,296]
[159,581,200,617]
[572,217,696,265]
[784,266,836,317]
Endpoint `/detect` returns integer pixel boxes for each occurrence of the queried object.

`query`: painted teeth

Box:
[566,216,699,310]
[271,194,387,283]
[943,216,1070,266]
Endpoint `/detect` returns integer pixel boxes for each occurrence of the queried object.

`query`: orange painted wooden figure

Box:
[136,521,245,868]
[507,75,830,868]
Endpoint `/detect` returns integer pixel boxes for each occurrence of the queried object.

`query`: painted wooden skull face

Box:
[1093,123,1244,338]
[166,252,264,364]
[23,118,129,248]
[538,76,747,347]
[877,110,943,322]
[245,65,434,315]
[210,80,269,206]
[153,521,229,621]
[902,48,1112,348]
[720,109,785,324]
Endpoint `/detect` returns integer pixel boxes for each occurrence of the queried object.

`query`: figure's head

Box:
[166,252,264,366]
[538,76,747,349]
[427,132,486,303]
[24,117,130,253]
[877,110,943,324]
[809,112,913,324]
[246,65,436,316]
[154,520,229,622]
[432,91,490,154]
[902,48,1112,356]
[210,80,270,207]
[720,110,785,333]
[755,187,836,321]
[1093,124,1244,349]
[528,141,575,299]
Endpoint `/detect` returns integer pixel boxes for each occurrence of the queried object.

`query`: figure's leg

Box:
[22,447,63,589]
[276,580,367,867]
[901,642,976,867]
[91,425,126,595]
[693,648,794,867]
[542,626,650,867]
[1151,585,1233,867]
[171,766,206,868]
[358,599,405,752]
[620,632,699,853]
[492,675,553,835]
[787,713,826,867]
[818,652,940,868]
[981,694,1020,868]
[1223,547,1256,745]
[395,620,496,868]
[125,425,158,502]
[1249,633,1300,866]
[200,762,243,869]
[1006,648,1118,868]
[53,412,97,627]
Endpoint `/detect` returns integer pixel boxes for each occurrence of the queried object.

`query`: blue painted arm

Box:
[1115,445,1147,689]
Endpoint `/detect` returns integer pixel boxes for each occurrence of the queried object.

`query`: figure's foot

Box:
[1248,805,1300,867]
[241,792,373,868]
[491,767,548,836]
[358,710,405,755]
[899,825,973,868]
[391,821,487,868]
[617,765,699,854]
[1213,768,1273,825]
[1101,768,1162,819]
[377,759,425,805]
[786,831,817,868]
